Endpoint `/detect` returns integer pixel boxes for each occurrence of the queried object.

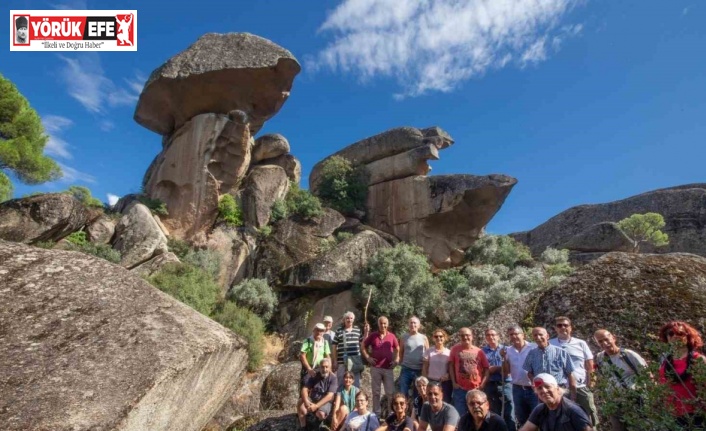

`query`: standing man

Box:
[457,389,508,431]
[399,316,429,400]
[323,315,336,344]
[418,381,460,431]
[519,374,593,431]
[362,315,400,416]
[331,311,365,388]
[482,328,516,431]
[593,329,648,431]
[503,325,539,427]
[550,317,598,427]
[449,328,490,417]
[522,327,576,401]
[297,358,338,430]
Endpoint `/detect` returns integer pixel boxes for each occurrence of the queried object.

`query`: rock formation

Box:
[241,165,290,228]
[0,241,247,431]
[86,214,116,244]
[0,193,89,243]
[511,184,706,257]
[112,203,169,268]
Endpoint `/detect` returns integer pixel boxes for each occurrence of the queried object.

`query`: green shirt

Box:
[301,337,331,368]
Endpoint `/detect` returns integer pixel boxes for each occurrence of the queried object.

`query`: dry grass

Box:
[262,333,285,366]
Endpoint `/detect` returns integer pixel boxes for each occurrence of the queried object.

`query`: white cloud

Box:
[57,162,96,184]
[311,0,584,97]
[683,7,689,15]
[99,120,115,131]
[42,115,73,159]
[107,193,120,206]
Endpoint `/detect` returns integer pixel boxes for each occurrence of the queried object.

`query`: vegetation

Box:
[211,302,265,372]
[149,263,221,316]
[64,185,103,208]
[228,278,277,321]
[335,231,354,242]
[269,198,288,222]
[138,195,168,216]
[315,156,367,216]
[0,73,62,201]
[617,212,669,252]
[181,248,221,280]
[218,194,243,226]
[465,234,532,268]
[66,241,121,263]
[65,231,88,246]
[167,237,191,260]
[270,182,324,222]
[257,225,272,238]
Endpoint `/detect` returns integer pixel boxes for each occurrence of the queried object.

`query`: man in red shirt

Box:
[449,327,490,417]
[362,316,400,416]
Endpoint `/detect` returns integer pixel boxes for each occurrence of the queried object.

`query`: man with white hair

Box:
[332,311,365,388]
[519,374,593,431]
[457,389,508,431]
[399,316,429,400]
[297,358,338,430]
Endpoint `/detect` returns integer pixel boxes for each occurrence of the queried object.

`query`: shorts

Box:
[307,397,332,417]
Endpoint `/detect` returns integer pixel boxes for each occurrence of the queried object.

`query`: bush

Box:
[67,242,121,263]
[257,225,272,238]
[139,195,168,216]
[335,231,354,242]
[229,278,277,322]
[270,198,288,222]
[64,185,103,208]
[286,182,323,219]
[316,156,367,215]
[357,243,441,330]
[149,263,221,316]
[33,240,55,249]
[465,235,532,268]
[218,194,243,226]
[211,302,265,371]
[319,237,337,253]
[167,237,191,260]
[182,248,221,280]
[66,231,87,246]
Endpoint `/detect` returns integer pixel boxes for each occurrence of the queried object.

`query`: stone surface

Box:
[309,126,453,193]
[143,112,252,238]
[258,153,301,184]
[113,194,140,214]
[86,215,116,244]
[260,362,301,410]
[228,411,297,431]
[283,230,391,288]
[206,225,258,292]
[560,222,633,252]
[207,364,276,429]
[254,208,345,282]
[511,184,706,257]
[0,241,247,431]
[364,143,439,186]
[130,252,181,278]
[112,203,169,268]
[0,194,89,243]
[307,290,359,335]
[241,165,290,228]
[134,33,300,136]
[252,133,289,163]
[367,174,517,268]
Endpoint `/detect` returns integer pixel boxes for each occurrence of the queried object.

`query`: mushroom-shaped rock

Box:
[252,133,290,163]
[258,153,301,184]
[134,33,300,136]
[0,194,89,243]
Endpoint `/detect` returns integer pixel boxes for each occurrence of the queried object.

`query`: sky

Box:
[2,0,704,234]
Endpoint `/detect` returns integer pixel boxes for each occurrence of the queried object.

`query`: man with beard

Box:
[457,389,508,431]
[297,358,338,430]
[417,381,460,431]
[519,374,592,431]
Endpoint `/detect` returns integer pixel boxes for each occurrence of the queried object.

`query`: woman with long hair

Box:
[422,328,452,402]
[332,371,358,431]
[374,392,415,431]
[658,321,706,429]
[344,391,381,431]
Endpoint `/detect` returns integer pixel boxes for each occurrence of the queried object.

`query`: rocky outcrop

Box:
[252,134,289,163]
[130,252,181,278]
[241,165,290,228]
[0,241,247,431]
[0,193,89,243]
[283,230,391,288]
[511,184,706,257]
[112,203,169,268]
[228,411,298,431]
[560,222,634,252]
[205,225,258,292]
[134,33,300,136]
[86,215,116,244]
[367,174,517,267]
[258,153,301,184]
[143,112,252,238]
[207,364,276,429]
[260,362,301,410]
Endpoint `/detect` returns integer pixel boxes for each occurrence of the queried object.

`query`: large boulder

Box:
[134,33,300,136]
[260,362,301,410]
[205,225,258,292]
[112,203,169,268]
[283,230,391,288]
[86,214,117,244]
[228,411,298,431]
[130,252,181,278]
[252,134,289,163]
[258,153,301,184]
[560,222,634,252]
[367,174,517,268]
[511,184,706,257]
[143,112,252,238]
[241,165,290,228]
[0,193,89,243]
[0,241,247,431]
[207,364,276,429]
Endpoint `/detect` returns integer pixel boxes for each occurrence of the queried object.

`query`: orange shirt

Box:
[449,344,489,390]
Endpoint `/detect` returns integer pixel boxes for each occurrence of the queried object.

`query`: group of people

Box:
[297,312,705,431]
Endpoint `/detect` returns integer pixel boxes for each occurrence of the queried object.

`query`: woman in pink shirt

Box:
[423,328,452,402]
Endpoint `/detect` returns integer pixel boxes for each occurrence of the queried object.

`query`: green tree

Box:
[0,74,62,200]
[316,156,368,216]
[64,185,104,208]
[617,213,669,252]
[465,234,532,269]
[218,194,243,226]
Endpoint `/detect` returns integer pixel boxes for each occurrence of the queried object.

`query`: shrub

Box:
[229,278,277,321]
[286,182,323,219]
[318,237,337,253]
[67,242,121,263]
[335,231,354,242]
[357,243,441,330]
[66,231,87,246]
[257,225,272,238]
[465,235,531,268]
[182,248,221,280]
[139,195,168,216]
[211,302,265,371]
[270,198,288,222]
[617,212,669,252]
[316,156,367,215]
[167,237,191,260]
[149,263,221,316]
[33,240,55,249]
[218,194,243,226]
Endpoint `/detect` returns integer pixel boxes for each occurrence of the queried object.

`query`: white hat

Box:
[533,373,558,388]
[323,316,333,323]
[314,323,326,331]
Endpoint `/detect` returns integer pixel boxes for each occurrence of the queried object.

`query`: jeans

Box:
[453,387,469,417]
[399,366,422,399]
[512,384,539,426]
[484,382,517,430]
[371,367,395,416]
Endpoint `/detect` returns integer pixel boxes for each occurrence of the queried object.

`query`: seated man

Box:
[298,358,339,430]
[519,374,593,431]
[417,381,460,431]
[457,389,508,431]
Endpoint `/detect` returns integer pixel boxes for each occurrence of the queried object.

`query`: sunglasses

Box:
[433,335,445,339]
[667,330,686,337]
[555,323,570,328]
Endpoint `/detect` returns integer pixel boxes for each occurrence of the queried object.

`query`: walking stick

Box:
[363,288,373,332]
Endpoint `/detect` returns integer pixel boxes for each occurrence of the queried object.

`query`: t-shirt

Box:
[506,342,536,386]
[401,332,427,370]
[659,351,704,416]
[527,398,590,431]
[385,413,415,431]
[549,337,594,387]
[363,331,399,369]
[596,348,647,389]
[333,326,364,364]
[301,336,331,369]
[449,345,489,390]
[457,411,509,431]
[412,395,424,418]
[344,411,380,431]
[305,372,338,402]
[420,402,460,431]
[424,346,451,381]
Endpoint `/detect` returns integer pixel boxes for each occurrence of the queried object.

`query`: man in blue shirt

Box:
[481,328,516,431]
[522,327,577,402]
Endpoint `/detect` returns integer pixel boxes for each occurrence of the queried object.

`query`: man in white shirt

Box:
[502,325,538,426]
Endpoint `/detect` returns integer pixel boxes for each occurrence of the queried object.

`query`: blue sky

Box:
[2,0,704,234]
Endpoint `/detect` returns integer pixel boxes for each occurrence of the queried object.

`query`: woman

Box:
[422,328,452,402]
[375,392,415,431]
[332,371,358,431]
[344,392,381,431]
[410,376,428,424]
[658,321,706,429]
[299,323,331,387]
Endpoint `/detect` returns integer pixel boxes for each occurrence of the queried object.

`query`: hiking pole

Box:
[363,288,373,334]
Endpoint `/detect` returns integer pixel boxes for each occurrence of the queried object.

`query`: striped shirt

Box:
[522,344,575,387]
[332,325,363,364]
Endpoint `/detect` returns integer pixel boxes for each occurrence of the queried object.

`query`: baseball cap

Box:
[323,316,333,323]
[314,323,326,331]
[533,373,558,388]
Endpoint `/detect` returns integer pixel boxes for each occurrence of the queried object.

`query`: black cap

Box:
[16,16,28,30]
